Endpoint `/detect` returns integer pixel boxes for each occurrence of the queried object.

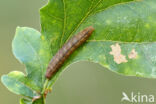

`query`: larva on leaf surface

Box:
[46,26,94,79]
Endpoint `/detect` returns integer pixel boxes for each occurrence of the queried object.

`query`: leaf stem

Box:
[43,96,46,104]
[42,79,49,94]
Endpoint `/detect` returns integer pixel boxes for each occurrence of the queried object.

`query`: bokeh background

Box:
[0,0,156,104]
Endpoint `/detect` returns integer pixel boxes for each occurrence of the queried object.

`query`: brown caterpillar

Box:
[45,26,94,79]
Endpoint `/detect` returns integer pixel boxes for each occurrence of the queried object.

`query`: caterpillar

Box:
[46,26,94,79]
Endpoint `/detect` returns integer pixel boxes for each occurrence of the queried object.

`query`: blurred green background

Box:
[0,0,156,104]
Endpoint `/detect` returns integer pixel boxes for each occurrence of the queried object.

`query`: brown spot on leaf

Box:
[109,43,128,64]
[128,49,138,59]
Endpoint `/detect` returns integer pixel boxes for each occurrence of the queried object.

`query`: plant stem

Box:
[42,79,49,94]
[43,96,46,104]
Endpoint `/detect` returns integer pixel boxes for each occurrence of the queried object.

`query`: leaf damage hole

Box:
[128,49,138,59]
[109,43,128,64]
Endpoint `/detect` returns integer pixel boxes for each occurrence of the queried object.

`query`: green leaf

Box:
[20,96,45,104]
[12,27,50,91]
[1,0,156,103]
[20,97,45,104]
[40,0,156,87]
[1,27,50,100]
[1,71,38,98]
[32,97,45,104]
[20,98,32,104]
